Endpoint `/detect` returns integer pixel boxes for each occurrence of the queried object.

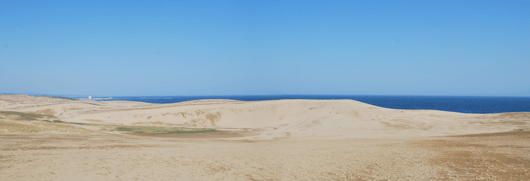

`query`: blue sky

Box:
[1,0,529,97]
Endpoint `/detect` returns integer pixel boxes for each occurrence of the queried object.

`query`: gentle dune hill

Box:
[1,94,528,139]
[2,95,530,180]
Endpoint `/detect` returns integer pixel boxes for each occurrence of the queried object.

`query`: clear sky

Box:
[1,0,529,97]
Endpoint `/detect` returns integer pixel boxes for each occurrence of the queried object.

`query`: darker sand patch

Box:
[83,119,103,123]
[28,109,56,116]
[417,131,530,180]
[205,112,221,125]
[494,112,530,119]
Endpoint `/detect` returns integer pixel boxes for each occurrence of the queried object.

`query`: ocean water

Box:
[95,95,530,114]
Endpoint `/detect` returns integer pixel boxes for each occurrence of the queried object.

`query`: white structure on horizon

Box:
[88,96,92,100]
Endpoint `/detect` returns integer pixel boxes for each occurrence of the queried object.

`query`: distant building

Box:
[88,96,92,100]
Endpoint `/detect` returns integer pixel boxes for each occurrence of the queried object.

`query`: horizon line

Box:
[2,93,530,98]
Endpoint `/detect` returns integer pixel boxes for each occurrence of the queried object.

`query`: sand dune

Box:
[1,95,528,139]
[1,95,529,180]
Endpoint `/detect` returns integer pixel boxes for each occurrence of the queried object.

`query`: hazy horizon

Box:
[3,93,530,99]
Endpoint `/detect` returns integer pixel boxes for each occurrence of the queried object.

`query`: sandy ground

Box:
[1,95,529,180]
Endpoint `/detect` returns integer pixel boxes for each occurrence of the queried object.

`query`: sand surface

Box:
[1,95,529,180]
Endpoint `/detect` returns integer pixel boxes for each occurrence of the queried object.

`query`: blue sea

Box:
[93,95,530,114]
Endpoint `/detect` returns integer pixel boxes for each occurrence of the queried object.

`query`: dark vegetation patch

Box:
[1,111,221,136]
[113,126,217,134]
[41,120,75,124]
[449,130,530,138]
[128,129,256,138]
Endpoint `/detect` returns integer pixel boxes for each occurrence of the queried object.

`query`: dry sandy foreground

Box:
[1,95,529,180]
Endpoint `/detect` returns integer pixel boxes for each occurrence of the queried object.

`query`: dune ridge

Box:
[1,94,528,139]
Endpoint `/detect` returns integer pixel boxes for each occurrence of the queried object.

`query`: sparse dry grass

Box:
[0,111,54,121]
[513,128,530,131]
[0,119,89,133]
[0,111,89,133]
[0,111,216,135]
